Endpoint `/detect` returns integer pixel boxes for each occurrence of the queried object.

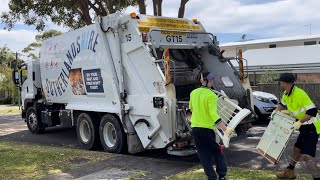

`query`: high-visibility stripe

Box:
[302,115,320,125]
[305,104,316,111]
[163,48,171,83]
[289,104,315,117]
[281,100,286,106]
[292,108,306,116]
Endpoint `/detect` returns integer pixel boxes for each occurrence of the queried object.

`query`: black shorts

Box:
[294,124,319,157]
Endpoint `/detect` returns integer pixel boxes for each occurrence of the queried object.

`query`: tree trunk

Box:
[153,0,163,16]
[178,0,189,18]
[73,0,92,25]
[137,0,146,14]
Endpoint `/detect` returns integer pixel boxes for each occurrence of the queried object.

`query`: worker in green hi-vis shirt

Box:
[273,73,320,180]
[189,72,234,180]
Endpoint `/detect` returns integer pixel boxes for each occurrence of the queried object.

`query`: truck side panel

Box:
[40,24,121,113]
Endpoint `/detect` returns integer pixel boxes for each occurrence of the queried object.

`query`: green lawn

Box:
[0,140,113,180]
[166,166,312,180]
[0,108,21,114]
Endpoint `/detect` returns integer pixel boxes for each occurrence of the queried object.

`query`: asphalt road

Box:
[0,114,319,173]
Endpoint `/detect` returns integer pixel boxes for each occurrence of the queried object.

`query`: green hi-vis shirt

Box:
[281,85,320,134]
[189,87,220,130]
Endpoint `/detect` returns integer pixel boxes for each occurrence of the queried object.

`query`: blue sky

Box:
[1,0,320,52]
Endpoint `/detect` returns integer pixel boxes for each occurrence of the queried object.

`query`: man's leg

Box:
[301,154,320,179]
[214,149,227,179]
[288,146,301,169]
[193,128,217,180]
[207,131,227,179]
[276,135,302,179]
[299,125,319,179]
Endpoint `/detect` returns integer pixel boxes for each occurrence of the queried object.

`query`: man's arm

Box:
[270,101,286,119]
[300,93,317,123]
[189,93,193,111]
[276,95,287,112]
[275,103,286,112]
[299,114,313,124]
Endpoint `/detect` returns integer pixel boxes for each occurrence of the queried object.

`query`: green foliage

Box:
[0,46,22,104]
[259,69,279,84]
[1,0,137,31]
[0,66,18,104]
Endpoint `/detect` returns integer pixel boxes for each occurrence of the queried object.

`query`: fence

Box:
[252,83,320,108]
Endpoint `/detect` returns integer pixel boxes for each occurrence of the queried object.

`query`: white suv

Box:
[253,91,279,119]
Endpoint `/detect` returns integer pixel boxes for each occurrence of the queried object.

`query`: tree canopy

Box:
[1,0,137,31]
[0,46,23,104]
[1,0,190,31]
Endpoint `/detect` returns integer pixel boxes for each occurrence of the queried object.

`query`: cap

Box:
[274,73,296,83]
[203,72,214,81]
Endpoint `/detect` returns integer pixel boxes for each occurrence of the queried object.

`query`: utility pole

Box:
[16,52,20,110]
[303,24,312,35]
[310,24,312,35]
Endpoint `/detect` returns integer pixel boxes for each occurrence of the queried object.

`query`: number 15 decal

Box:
[125,34,132,42]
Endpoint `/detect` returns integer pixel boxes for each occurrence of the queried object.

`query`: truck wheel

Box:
[99,114,127,153]
[26,107,44,134]
[76,113,99,150]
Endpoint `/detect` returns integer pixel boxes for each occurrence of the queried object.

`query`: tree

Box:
[141,0,190,18]
[0,46,18,68]
[259,69,279,84]
[23,30,62,59]
[0,66,18,104]
[153,0,163,16]
[137,0,146,14]
[178,0,189,18]
[1,0,137,31]
[0,46,22,104]
[0,46,10,67]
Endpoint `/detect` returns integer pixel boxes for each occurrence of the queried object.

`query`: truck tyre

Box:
[26,107,44,134]
[76,113,99,150]
[99,114,127,153]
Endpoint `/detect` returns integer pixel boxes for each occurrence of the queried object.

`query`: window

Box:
[304,41,316,46]
[221,76,234,87]
[269,44,276,48]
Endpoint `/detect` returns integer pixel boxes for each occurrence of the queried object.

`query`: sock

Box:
[287,164,295,170]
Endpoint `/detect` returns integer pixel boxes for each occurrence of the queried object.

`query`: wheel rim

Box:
[79,119,91,143]
[103,122,117,147]
[28,112,37,130]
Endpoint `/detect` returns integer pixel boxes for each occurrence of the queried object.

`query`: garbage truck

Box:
[13,12,254,155]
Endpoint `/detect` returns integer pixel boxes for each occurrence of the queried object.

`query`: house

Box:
[220,34,320,85]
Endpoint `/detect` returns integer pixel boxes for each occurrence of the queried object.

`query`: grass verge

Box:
[166,166,312,180]
[0,108,21,114]
[0,140,113,180]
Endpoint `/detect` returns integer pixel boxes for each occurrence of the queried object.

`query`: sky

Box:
[1,0,320,53]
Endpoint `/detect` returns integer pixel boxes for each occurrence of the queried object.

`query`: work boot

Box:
[276,168,296,179]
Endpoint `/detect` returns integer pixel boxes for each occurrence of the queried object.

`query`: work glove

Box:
[225,127,236,138]
[292,121,302,130]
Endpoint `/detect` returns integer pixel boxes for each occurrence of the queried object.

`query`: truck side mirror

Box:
[12,70,19,86]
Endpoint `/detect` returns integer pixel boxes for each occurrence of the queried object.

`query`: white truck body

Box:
[19,13,253,155]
